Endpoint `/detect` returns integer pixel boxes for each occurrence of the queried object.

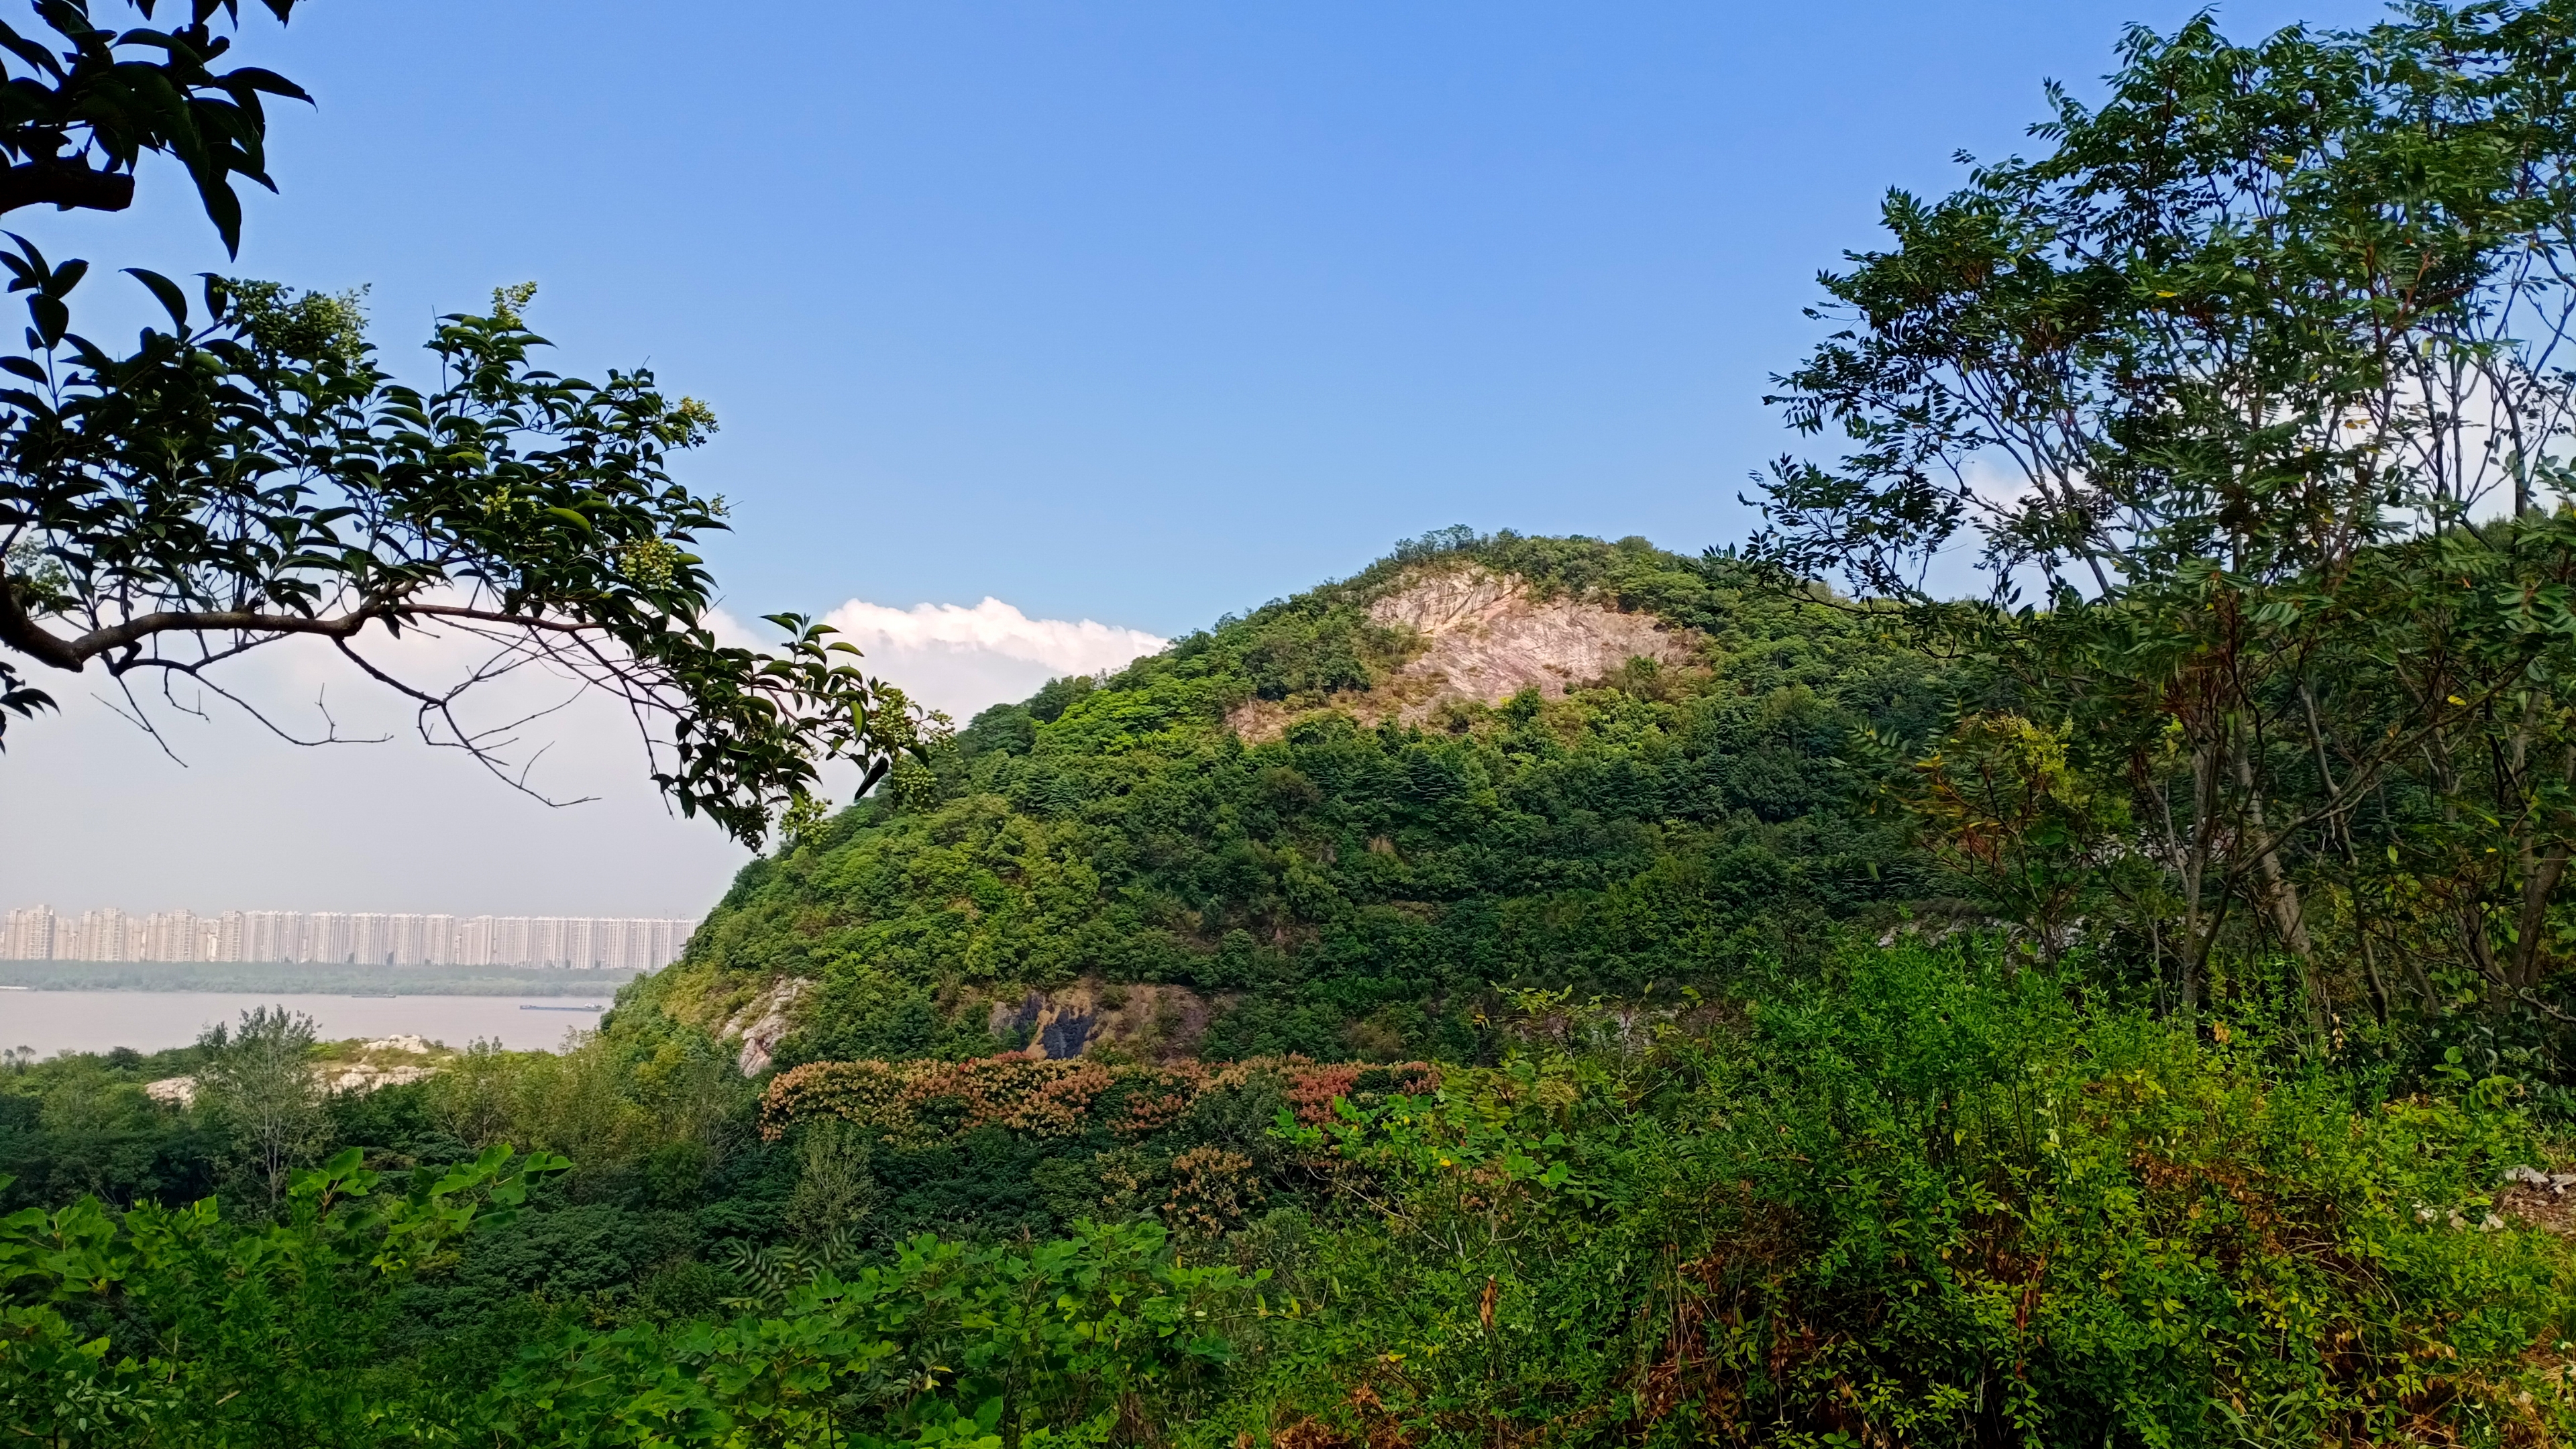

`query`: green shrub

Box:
[1248,945,2576,1448]
[485,1219,1261,1449]
[0,1146,565,1449]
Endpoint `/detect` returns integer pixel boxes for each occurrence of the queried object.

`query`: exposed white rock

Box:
[142,1038,447,1108]
[1366,565,1693,706]
[322,1063,437,1093]
[718,978,810,1076]
[1229,565,1700,742]
[2505,1164,2576,1194]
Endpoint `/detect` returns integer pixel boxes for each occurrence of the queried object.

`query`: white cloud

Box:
[822,597,1165,674]
[814,597,1166,721]
[0,595,1163,916]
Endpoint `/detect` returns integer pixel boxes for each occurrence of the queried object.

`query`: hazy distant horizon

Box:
[0,596,1165,919]
[6,900,704,920]
[3,991,615,1057]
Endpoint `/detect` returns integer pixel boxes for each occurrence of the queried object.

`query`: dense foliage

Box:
[1751,0,2576,1048]
[662,531,1949,1066]
[0,0,303,248]
[5,947,2572,1447]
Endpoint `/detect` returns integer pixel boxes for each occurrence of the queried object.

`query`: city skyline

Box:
[1,905,696,970]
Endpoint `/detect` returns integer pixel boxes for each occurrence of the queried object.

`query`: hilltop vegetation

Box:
[651,530,1952,1066]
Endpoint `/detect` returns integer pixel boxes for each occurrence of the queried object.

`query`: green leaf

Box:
[122,268,190,329]
[27,294,66,347]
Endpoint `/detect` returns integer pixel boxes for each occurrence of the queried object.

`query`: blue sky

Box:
[50,0,2390,633]
[5,0,2400,916]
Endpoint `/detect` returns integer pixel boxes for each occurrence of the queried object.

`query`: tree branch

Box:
[4,594,625,675]
[0,160,136,217]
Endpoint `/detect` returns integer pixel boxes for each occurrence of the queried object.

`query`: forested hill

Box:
[638,532,1952,1067]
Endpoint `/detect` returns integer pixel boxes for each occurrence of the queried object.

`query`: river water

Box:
[0,991,615,1057]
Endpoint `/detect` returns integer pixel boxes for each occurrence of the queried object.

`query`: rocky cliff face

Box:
[1228,564,1699,741]
[983,980,1229,1061]
[718,979,811,1075]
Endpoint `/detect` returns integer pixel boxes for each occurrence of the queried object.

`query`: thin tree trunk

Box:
[2512,841,2571,991]
[2506,742,2576,991]
[2180,735,2222,1018]
[2231,731,2322,1034]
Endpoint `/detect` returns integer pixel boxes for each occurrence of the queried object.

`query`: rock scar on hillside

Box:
[142,1034,447,1107]
[720,978,810,1076]
[1230,565,1701,743]
[985,979,1227,1061]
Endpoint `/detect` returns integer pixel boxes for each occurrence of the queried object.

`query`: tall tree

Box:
[192,1004,324,1203]
[1751,2,2576,1025]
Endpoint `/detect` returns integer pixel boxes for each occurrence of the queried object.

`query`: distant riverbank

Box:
[1,991,615,1055]
[0,961,644,996]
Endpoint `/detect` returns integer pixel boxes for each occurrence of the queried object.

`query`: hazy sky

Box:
[2,0,2390,918]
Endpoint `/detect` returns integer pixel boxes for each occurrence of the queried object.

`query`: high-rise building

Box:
[241,910,297,963]
[311,912,352,964]
[419,914,455,965]
[145,910,199,963]
[3,906,54,961]
[347,912,383,966]
[76,908,127,963]
[4,906,696,967]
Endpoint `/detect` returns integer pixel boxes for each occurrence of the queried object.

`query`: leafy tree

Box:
[191,1005,322,1204]
[1752,3,2576,1026]
[1891,710,2136,963]
[0,1143,566,1449]
[0,1,930,845]
[784,1115,878,1250]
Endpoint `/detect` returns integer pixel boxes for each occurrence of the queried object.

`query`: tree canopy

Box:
[1752,1,2576,1034]
[0,0,304,252]
[0,1,931,846]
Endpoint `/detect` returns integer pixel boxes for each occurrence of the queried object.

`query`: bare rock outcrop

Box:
[1230,565,1699,741]
[985,979,1224,1061]
[323,1065,439,1093]
[144,1034,447,1106]
[720,977,811,1076]
[2502,1163,2576,1236]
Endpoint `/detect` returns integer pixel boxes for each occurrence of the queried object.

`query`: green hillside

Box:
[641,531,1953,1066]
